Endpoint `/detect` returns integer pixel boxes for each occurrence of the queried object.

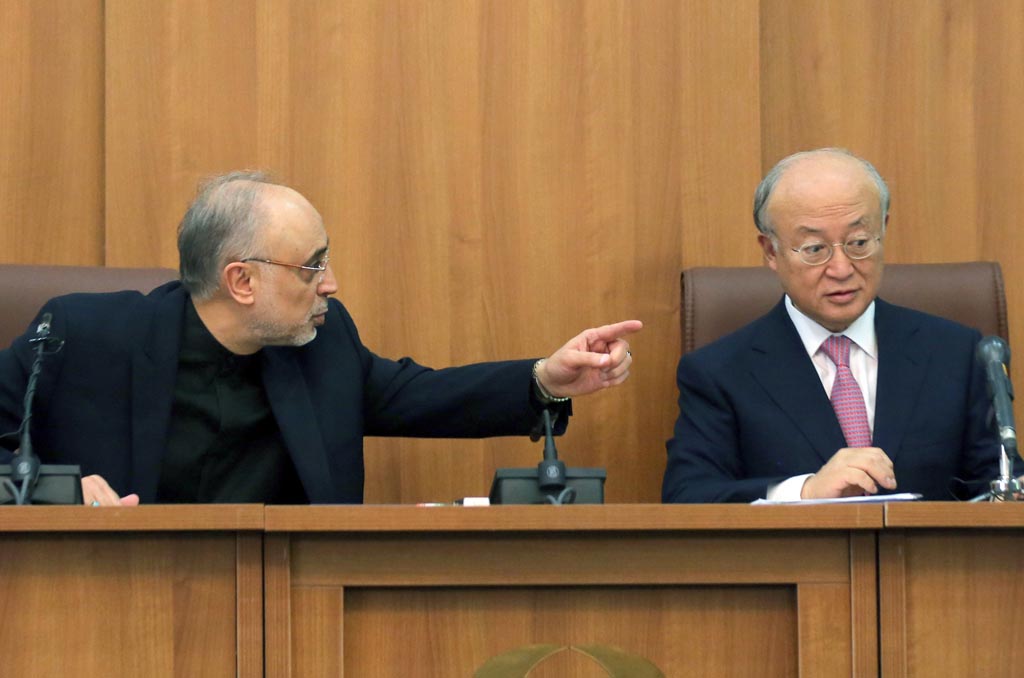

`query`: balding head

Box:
[178,171,284,300]
[753,148,889,238]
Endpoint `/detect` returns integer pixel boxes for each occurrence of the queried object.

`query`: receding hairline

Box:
[771,152,881,207]
[755,148,889,236]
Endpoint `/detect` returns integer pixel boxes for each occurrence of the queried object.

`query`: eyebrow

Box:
[303,240,330,266]
[794,216,873,235]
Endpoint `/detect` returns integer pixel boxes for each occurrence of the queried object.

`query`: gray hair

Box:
[177,171,282,300]
[752,148,890,237]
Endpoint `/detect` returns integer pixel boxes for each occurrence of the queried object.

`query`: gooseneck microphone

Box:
[536,408,571,503]
[8,313,54,502]
[0,312,82,505]
[489,404,606,505]
[969,335,1022,502]
[976,336,1017,459]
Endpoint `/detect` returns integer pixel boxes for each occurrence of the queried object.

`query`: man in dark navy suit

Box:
[0,172,640,505]
[663,148,998,503]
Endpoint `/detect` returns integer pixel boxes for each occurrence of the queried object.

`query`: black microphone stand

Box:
[0,314,82,505]
[536,408,575,505]
[489,407,606,505]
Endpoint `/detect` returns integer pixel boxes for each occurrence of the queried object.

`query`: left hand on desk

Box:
[82,474,140,507]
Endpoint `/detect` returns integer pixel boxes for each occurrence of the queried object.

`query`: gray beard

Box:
[249,317,318,348]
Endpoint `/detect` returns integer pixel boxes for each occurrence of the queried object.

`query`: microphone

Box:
[0,312,82,505]
[489,407,606,505]
[976,336,1017,459]
[536,408,568,494]
[9,314,54,498]
[33,313,52,340]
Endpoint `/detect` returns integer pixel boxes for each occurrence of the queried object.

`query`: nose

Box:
[824,243,855,278]
[318,263,339,295]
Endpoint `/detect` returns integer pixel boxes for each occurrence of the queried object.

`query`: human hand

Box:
[82,474,140,506]
[800,447,897,499]
[536,320,642,398]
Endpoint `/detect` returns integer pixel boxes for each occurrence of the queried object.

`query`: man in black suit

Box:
[663,148,998,503]
[0,171,640,505]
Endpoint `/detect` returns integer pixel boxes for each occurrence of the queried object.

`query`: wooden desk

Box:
[881,502,1024,677]
[0,505,264,678]
[264,504,882,677]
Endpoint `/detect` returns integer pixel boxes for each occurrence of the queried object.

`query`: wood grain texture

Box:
[878,531,908,678]
[287,532,852,587]
[334,587,797,678]
[849,532,879,678]
[880,529,1024,676]
[105,0,271,268]
[0,534,239,677]
[264,533,293,678]
[291,586,345,678]
[274,512,870,675]
[237,533,265,678]
[264,502,884,532]
[0,0,104,265]
[798,583,852,677]
[885,501,1024,527]
[0,503,264,531]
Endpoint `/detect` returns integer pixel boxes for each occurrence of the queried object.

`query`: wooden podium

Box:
[25,503,1016,676]
[0,505,264,678]
[880,502,1024,677]
[264,504,881,677]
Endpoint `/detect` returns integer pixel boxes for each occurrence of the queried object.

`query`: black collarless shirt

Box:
[157,301,307,503]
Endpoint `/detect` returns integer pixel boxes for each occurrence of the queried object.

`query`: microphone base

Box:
[989,475,1024,502]
[0,464,83,505]
[489,467,606,505]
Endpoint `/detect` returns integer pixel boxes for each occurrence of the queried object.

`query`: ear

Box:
[223,262,257,306]
[758,234,780,272]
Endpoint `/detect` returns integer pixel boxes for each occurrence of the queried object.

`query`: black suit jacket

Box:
[662,298,999,502]
[0,282,558,503]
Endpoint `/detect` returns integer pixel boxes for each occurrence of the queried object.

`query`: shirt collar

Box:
[784,295,877,359]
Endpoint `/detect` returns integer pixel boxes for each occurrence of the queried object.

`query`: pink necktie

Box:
[821,335,872,448]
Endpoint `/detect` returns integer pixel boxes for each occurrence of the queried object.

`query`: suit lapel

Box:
[261,349,334,502]
[872,299,926,462]
[747,300,847,465]
[130,288,187,501]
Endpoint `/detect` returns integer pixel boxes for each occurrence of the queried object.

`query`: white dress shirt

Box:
[765,296,878,501]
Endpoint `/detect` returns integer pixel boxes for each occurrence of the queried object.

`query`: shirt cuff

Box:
[766,474,815,502]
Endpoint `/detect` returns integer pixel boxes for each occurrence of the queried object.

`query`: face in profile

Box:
[758,152,885,332]
[246,186,337,348]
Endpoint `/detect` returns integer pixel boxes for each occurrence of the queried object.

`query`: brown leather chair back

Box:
[680,262,1009,354]
[0,264,179,349]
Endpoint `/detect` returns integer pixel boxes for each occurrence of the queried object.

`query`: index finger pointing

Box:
[586,320,643,344]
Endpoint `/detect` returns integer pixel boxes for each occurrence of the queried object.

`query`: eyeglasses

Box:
[785,235,882,266]
[241,253,330,281]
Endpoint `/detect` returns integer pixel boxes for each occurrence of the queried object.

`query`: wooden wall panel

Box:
[761,0,981,261]
[0,534,239,677]
[0,0,103,265]
[105,0,266,267]
[975,5,1024,395]
[881,529,1024,676]
[338,587,797,677]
